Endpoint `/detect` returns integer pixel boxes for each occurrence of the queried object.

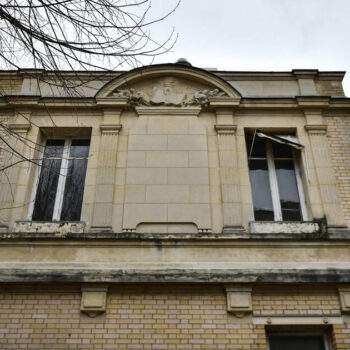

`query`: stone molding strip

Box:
[2,230,350,240]
[1,267,350,283]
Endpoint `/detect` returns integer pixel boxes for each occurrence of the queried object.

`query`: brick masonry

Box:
[0,285,349,350]
[327,115,350,227]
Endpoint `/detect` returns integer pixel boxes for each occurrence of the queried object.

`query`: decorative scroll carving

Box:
[110,87,227,108]
[111,88,150,106]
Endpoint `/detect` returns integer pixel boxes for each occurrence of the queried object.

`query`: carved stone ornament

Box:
[81,285,108,318]
[110,87,227,108]
[225,284,252,318]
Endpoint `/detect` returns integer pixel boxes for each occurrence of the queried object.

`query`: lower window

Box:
[31,138,90,221]
[269,335,327,350]
[267,327,331,350]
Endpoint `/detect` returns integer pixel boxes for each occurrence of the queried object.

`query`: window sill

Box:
[12,221,85,235]
[249,221,320,234]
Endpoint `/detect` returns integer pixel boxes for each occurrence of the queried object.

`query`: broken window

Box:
[31,139,90,221]
[246,131,307,221]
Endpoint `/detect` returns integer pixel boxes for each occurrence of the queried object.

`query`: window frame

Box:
[267,330,332,350]
[28,137,89,222]
[248,137,308,222]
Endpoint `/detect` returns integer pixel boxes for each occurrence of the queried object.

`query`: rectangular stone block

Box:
[168,168,209,185]
[123,204,167,228]
[189,119,207,135]
[189,151,208,167]
[168,204,211,228]
[147,116,189,134]
[189,185,210,203]
[128,135,167,151]
[126,168,167,185]
[125,185,146,203]
[127,151,146,167]
[146,185,190,203]
[168,135,207,151]
[146,151,188,168]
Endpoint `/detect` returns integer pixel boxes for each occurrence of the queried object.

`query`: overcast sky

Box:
[147,0,350,96]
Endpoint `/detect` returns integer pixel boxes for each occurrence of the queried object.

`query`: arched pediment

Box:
[95,64,241,108]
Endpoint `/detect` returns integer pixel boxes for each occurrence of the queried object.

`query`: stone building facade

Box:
[0,62,350,349]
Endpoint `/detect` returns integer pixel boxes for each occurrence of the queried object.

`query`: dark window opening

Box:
[246,134,304,221]
[32,138,90,221]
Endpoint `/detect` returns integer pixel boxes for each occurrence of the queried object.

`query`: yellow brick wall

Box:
[327,115,350,227]
[1,285,350,349]
[252,290,341,316]
[0,286,265,350]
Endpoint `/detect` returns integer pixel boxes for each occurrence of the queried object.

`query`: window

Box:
[246,133,307,221]
[268,335,328,350]
[31,138,90,221]
[267,327,331,350]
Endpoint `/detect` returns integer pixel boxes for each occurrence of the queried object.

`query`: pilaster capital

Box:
[99,124,122,135]
[215,124,237,135]
[304,124,327,135]
[8,123,31,134]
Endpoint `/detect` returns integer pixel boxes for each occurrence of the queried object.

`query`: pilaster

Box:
[91,121,122,232]
[0,119,32,231]
[215,123,244,233]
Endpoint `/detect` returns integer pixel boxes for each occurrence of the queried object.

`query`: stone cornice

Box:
[0,96,348,111]
[209,97,241,109]
[96,97,128,108]
[1,230,350,241]
[296,96,330,108]
[0,267,350,283]
[292,69,319,79]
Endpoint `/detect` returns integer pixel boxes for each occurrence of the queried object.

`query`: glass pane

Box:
[32,159,62,221]
[246,138,267,158]
[43,140,64,158]
[60,159,88,221]
[275,160,302,221]
[69,140,90,158]
[248,159,274,221]
[269,336,326,350]
[272,141,293,158]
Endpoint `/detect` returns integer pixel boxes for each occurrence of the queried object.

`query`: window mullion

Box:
[52,139,70,221]
[266,141,282,221]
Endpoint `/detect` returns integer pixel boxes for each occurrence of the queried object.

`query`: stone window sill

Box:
[12,221,85,235]
[249,221,320,234]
